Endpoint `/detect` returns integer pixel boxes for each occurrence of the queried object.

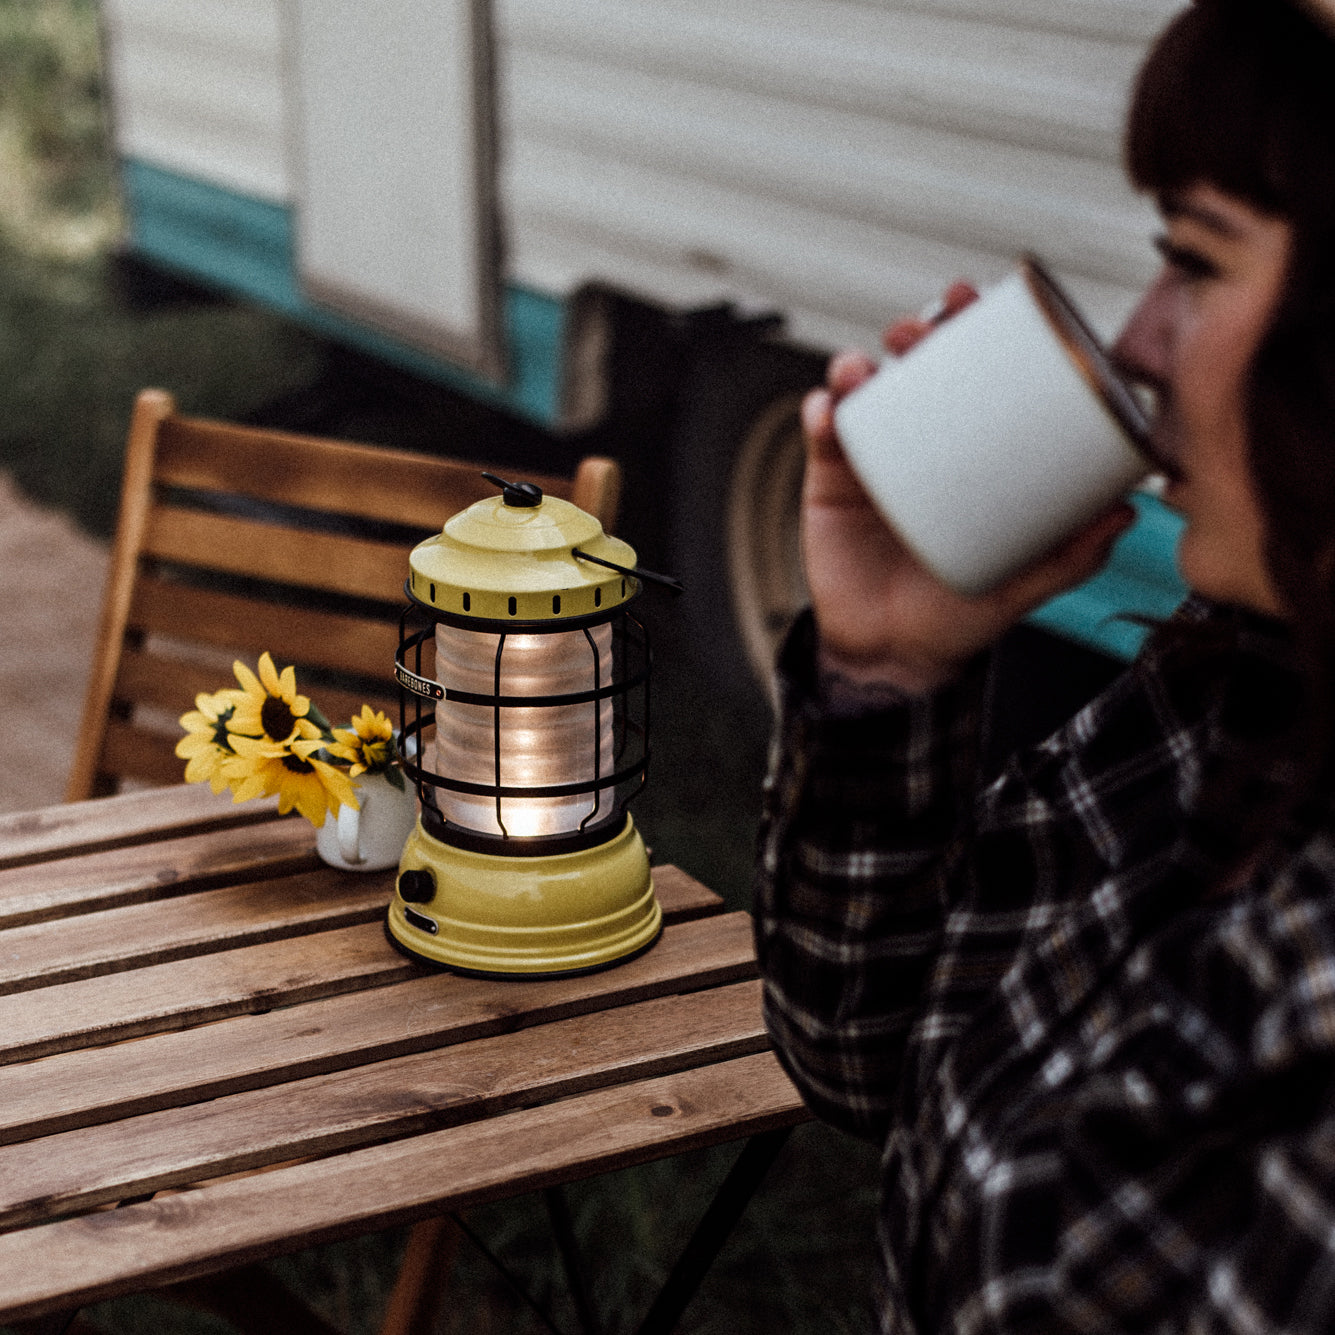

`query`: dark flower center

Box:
[262,696,297,740]
[282,754,314,774]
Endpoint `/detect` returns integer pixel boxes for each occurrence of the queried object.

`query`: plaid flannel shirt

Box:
[755,600,1335,1334]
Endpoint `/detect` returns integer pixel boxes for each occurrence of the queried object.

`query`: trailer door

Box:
[289,0,503,378]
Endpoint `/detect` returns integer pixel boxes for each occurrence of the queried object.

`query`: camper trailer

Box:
[98,0,1188,697]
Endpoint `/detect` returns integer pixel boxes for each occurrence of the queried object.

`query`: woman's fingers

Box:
[883,281,981,356]
[801,387,837,455]
[941,280,980,317]
[828,349,878,395]
[885,318,933,357]
[801,387,876,509]
[803,349,877,464]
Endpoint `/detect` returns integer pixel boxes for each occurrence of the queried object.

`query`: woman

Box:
[756,2,1335,1330]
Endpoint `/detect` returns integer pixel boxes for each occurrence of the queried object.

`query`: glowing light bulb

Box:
[433,623,615,837]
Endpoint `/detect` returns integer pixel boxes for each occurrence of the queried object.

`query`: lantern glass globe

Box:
[433,622,616,838]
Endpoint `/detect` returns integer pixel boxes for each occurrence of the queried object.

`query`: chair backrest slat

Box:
[143,505,414,604]
[68,390,620,801]
[127,576,403,679]
[156,416,583,529]
[115,648,394,726]
[100,721,195,790]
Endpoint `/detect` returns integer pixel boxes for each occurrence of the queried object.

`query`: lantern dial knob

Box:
[397,869,436,904]
[481,472,543,508]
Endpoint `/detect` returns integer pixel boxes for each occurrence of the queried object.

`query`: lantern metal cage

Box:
[385,482,662,977]
[395,600,651,856]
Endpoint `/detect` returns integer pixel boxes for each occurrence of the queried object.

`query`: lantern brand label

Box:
[395,664,445,701]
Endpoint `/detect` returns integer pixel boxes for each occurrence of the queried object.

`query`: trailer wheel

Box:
[725,392,809,705]
[668,338,824,709]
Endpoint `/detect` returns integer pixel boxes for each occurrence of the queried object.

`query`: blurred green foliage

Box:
[0,0,325,536]
[0,234,326,536]
[0,0,116,256]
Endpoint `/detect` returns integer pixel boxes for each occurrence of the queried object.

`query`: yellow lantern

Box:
[388,476,662,975]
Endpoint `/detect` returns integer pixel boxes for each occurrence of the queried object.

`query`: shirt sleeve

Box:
[953,1061,1335,1334]
[1190,1116,1335,1332]
[1072,1119,1335,1333]
[753,610,990,1140]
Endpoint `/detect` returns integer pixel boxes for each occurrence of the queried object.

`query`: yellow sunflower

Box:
[176,688,246,794]
[223,734,359,827]
[227,652,321,745]
[331,706,398,777]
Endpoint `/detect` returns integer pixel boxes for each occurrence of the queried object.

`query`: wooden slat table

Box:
[0,785,808,1328]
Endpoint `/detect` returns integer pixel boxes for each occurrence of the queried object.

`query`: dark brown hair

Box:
[1125,0,1335,845]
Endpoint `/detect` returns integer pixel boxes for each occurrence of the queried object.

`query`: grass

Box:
[0,2,880,1331]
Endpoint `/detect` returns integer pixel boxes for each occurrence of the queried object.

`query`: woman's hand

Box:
[802,282,1136,697]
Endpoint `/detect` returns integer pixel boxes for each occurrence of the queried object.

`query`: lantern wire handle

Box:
[572,548,685,595]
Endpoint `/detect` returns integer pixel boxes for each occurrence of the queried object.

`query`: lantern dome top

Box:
[407,492,639,622]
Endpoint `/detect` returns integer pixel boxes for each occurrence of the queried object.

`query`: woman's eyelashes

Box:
[1154,233,1221,282]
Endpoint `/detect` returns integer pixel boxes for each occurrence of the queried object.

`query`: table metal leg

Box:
[633,1126,793,1335]
[456,1211,576,1335]
[545,1186,602,1335]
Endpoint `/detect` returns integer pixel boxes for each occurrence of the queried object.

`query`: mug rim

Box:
[1020,252,1153,463]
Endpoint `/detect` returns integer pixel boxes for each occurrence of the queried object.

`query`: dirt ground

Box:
[0,470,107,813]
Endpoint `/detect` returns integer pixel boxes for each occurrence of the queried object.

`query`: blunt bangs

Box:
[1125,1,1335,218]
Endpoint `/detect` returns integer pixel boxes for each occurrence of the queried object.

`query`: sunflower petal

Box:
[311,757,360,811]
[232,660,262,695]
[227,733,288,758]
[258,652,280,695]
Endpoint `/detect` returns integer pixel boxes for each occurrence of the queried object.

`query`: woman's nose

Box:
[1111,273,1175,392]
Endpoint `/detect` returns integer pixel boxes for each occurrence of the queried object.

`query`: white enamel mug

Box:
[316,771,417,872]
[832,255,1152,596]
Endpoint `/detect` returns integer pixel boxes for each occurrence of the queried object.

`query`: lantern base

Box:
[386,815,661,976]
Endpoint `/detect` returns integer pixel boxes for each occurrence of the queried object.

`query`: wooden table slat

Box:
[0,911,757,1145]
[0,867,723,1065]
[0,818,318,930]
[0,980,771,1228]
[0,1052,807,1323]
[0,786,285,870]
[0,922,414,1066]
[0,867,392,994]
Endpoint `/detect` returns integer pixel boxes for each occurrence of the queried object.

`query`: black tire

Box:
[666,334,826,713]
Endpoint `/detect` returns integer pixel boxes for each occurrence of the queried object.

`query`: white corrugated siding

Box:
[100,0,1189,347]
[100,0,290,202]
[497,0,1188,346]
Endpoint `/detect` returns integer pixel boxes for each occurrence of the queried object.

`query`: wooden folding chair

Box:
[67,387,620,802]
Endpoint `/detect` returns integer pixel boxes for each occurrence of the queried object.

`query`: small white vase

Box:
[316,771,417,872]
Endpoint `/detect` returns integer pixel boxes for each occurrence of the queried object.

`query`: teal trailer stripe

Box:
[121,159,568,427]
[1028,490,1187,660]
